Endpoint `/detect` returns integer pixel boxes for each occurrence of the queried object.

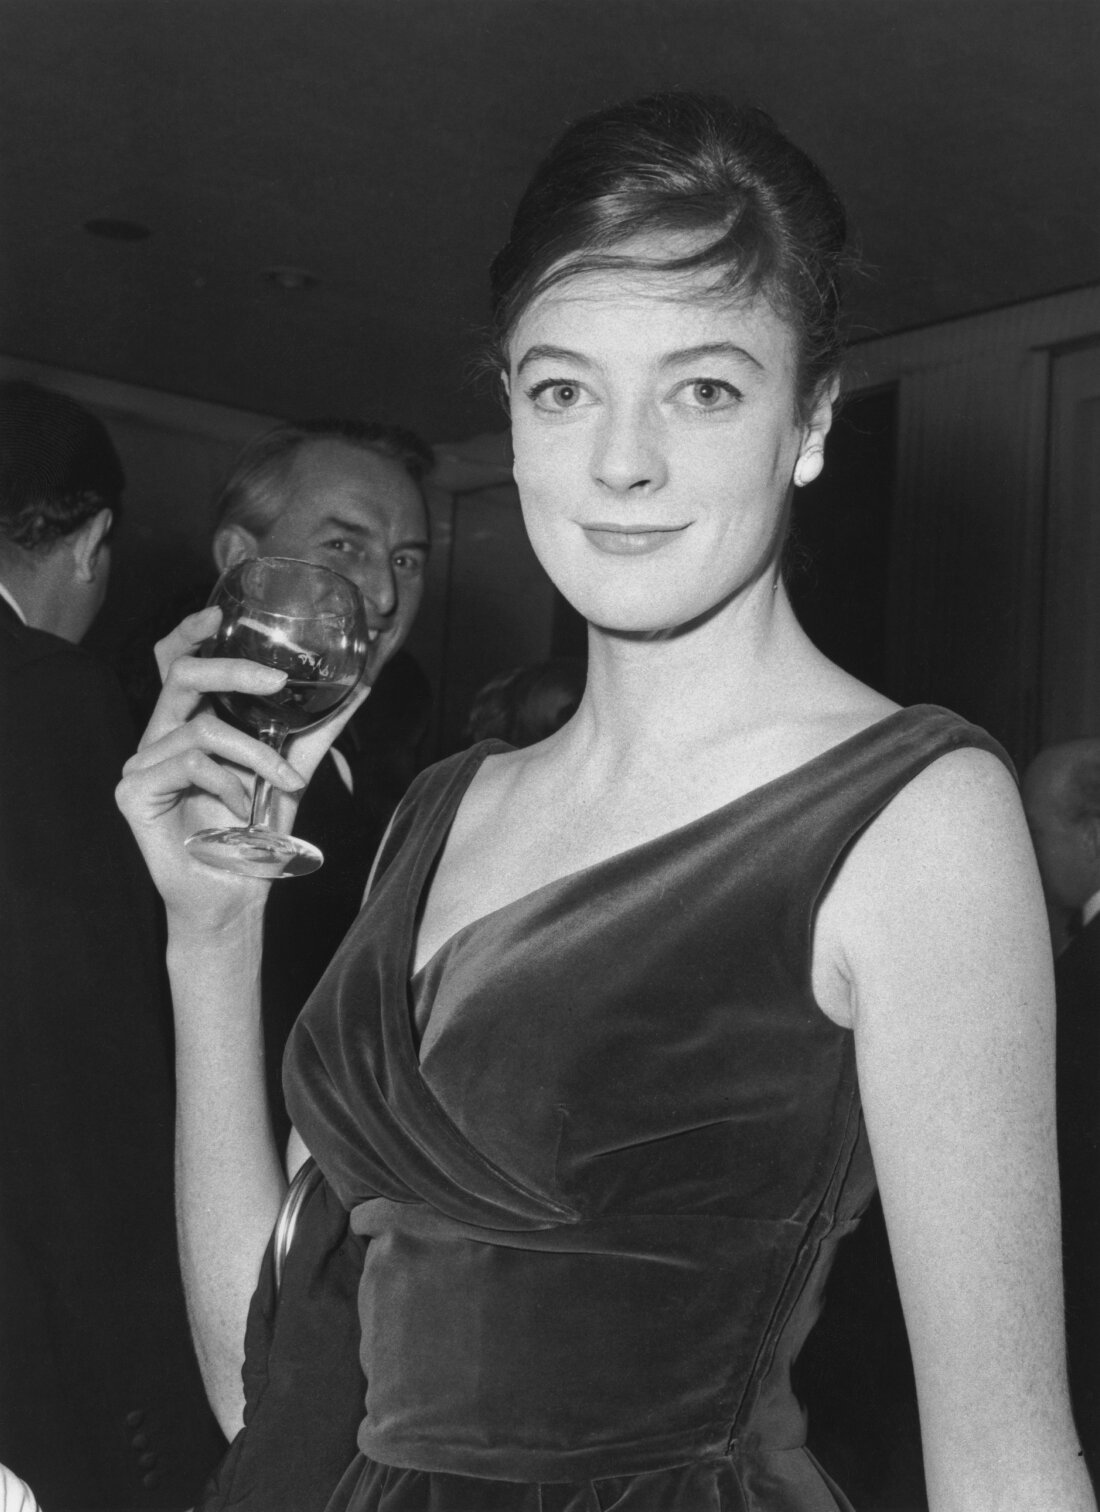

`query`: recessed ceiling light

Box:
[84,217,152,241]
[263,266,319,291]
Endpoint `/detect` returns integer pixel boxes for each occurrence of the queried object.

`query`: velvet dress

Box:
[215,705,1008,1512]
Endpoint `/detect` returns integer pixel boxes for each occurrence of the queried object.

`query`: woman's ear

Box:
[793,378,839,489]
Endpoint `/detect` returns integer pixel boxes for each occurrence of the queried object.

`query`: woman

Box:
[117,94,1093,1510]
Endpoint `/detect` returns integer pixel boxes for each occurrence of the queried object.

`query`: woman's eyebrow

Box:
[516,341,766,375]
[515,344,592,374]
[659,342,764,371]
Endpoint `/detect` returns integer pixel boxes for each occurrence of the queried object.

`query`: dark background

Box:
[0,0,1096,439]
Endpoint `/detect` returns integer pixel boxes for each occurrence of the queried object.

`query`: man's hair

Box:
[213,418,435,539]
[0,380,125,552]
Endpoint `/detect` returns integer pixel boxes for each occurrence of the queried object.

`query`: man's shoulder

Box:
[0,618,134,746]
[1,615,121,685]
[0,613,87,674]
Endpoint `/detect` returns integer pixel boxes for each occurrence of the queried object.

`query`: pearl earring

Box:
[794,451,820,488]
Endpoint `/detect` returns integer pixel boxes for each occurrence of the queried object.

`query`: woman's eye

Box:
[680,379,740,410]
[527,380,585,411]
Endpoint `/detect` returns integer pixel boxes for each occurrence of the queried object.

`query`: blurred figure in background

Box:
[1022,738,1100,1480]
[0,380,223,1506]
[464,656,585,748]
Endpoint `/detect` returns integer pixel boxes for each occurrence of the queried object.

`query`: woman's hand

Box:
[0,1465,39,1512]
[116,607,369,930]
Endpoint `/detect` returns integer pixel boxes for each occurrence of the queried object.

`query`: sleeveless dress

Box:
[266,705,1008,1512]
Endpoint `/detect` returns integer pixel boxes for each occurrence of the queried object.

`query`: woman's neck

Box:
[571,581,821,767]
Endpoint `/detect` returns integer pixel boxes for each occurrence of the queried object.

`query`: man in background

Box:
[1022,738,1100,1480]
[0,380,224,1506]
[206,418,434,1146]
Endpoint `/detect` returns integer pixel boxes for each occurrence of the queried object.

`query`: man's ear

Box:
[71,508,113,583]
[793,378,840,490]
[212,524,258,570]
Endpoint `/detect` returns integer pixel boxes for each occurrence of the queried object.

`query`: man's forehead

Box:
[279,439,425,531]
[288,438,405,496]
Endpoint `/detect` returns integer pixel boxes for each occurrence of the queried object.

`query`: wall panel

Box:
[849,285,1100,763]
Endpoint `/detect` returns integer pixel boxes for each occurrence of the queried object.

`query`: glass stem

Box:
[248,719,289,831]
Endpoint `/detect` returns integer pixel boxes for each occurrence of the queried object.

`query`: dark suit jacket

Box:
[1056,913,1100,1478]
[0,596,225,1506]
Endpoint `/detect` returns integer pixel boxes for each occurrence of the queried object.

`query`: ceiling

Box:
[1,0,1097,443]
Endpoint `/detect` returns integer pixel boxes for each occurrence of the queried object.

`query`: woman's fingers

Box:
[127,710,304,791]
[119,710,307,847]
[153,604,221,681]
[120,746,256,824]
[142,655,289,748]
[120,746,303,838]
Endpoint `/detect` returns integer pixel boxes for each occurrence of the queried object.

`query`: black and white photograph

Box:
[0,4,1097,1509]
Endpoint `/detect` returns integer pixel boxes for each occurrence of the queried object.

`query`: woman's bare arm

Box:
[820,748,1094,1510]
[166,910,285,1436]
[116,609,367,1436]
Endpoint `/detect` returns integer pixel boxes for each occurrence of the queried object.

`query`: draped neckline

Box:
[401,705,931,1051]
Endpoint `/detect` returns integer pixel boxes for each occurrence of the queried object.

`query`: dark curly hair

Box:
[0,380,125,552]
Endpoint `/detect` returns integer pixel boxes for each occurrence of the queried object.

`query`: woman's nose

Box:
[591,402,668,493]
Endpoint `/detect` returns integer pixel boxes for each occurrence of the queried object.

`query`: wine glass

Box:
[184,556,369,878]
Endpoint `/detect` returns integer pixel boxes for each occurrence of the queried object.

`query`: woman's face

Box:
[506,256,833,637]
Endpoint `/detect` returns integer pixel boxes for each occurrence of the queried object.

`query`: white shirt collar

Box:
[0,579,27,624]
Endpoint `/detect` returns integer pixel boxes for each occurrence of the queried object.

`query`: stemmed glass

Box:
[184,556,369,879]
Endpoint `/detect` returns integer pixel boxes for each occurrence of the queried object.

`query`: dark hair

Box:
[464,658,586,748]
[213,417,435,538]
[0,380,125,551]
[489,92,850,415]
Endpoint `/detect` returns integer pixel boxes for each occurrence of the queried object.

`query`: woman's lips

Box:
[581,523,689,555]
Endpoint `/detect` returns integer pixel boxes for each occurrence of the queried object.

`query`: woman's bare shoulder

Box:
[855,740,1021,862]
[813,742,1038,1028]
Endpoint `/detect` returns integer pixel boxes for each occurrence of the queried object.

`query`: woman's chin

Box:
[563,577,757,643]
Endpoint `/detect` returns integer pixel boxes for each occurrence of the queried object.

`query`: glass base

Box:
[185,825,324,879]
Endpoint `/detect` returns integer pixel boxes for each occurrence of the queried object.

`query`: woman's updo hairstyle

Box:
[490,91,850,418]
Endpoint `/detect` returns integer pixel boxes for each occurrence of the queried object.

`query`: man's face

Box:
[250,439,430,680]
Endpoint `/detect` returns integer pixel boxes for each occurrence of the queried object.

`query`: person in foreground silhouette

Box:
[118,95,1094,1511]
[0,380,223,1507]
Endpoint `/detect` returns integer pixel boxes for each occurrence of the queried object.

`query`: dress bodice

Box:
[284,705,1010,1509]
